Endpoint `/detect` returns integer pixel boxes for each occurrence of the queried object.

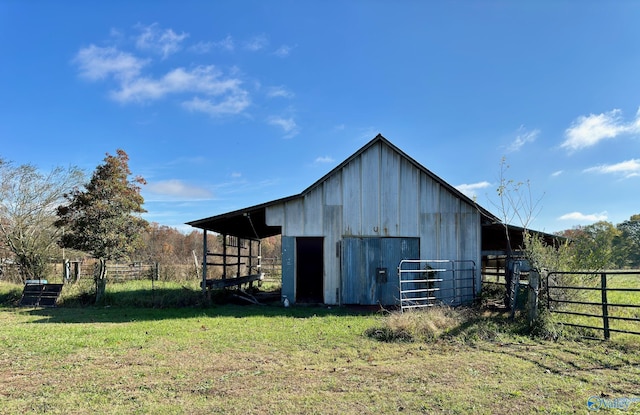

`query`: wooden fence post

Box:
[528,270,540,326]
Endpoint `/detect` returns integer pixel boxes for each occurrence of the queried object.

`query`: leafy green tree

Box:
[564,221,620,270]
[55,150,148,301]
[614,214,640,268]
[0,157,83,281]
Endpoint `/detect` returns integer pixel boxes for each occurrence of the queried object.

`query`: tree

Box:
[614,215,640,269]
[0,157,83,281]
[491,157,543,307]
[563,221,620,270]
[55,150,148,301]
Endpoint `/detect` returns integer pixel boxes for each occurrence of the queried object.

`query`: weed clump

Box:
[365,306,467,342]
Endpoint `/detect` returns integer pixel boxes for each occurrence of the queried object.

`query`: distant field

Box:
[1,282,639,414]
[547,273,640,340]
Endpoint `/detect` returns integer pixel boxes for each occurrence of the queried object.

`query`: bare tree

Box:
[491,157,543,307]
[0,158,83,281]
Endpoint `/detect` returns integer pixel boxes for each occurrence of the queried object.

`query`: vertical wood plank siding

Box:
[266,141,481,304]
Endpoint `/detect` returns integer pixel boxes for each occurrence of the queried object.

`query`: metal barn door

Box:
[341,237,419,305]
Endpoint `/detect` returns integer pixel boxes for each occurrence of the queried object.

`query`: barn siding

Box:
[381,146,400,236]
[303,188,323,235]
[361,143,380,235]
[342,159,361,236]
[265,139,482,305]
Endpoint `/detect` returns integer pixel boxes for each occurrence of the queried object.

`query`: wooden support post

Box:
[248,240,254,289]
[222,234,227,280]
[202,230,207,293]
[528,270,540,326]
[237,237,241,281]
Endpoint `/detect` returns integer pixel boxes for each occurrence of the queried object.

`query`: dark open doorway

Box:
[296,237,324,303]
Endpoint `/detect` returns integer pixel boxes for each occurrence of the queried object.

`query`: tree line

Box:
[557,215,640,271]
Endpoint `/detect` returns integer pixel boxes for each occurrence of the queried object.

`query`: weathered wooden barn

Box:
[188,134,508,306]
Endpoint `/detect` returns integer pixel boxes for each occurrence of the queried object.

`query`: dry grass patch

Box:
[366,306,475,342]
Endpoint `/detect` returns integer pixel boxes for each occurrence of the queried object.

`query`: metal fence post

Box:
[601,272,610,340]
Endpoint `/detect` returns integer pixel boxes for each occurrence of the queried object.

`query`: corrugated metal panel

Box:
[323,173,342,205]
[265,204,285,230]
[284,198,304,236]
[323,205,342,304]
[303,188,323,235]
[381,146,400,236]
[361,141,380,235]
[399,157,419,236]
[341,237,419,305]
[342,159,361,235]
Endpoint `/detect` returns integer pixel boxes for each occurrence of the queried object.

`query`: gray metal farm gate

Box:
[398,259,477,312]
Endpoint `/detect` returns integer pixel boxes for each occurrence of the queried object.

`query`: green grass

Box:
[548,273,640,340]
[1,282,640,414]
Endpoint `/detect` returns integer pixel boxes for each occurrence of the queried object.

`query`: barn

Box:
[188,134,510,307]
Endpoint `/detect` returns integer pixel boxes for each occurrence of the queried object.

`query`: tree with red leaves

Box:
[56,149,148,302]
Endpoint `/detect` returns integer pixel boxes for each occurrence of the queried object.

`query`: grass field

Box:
[547,272,640,340]
[1,281,640,414]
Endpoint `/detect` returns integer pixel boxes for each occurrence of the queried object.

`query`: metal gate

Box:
[398,259,477,311]
[546,270,640,339]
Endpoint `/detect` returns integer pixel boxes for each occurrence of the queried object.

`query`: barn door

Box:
[296,237,324,303]
[341,237,419,305]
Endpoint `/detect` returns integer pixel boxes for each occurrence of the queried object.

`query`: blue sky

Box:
[1,1,639,233]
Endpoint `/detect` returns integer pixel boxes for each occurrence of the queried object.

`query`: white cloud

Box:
[105,65,248,109]
[268,116,299,138]
[584,159,640,178]
[189,41,214,54]
[551,170,563,177]
[190,36,235,54]
[507,126,539,153]
[558,211,608,222]
[146,179,213,200]
[455,181,491,198]
[244,34,268,51]
[562,108,640,151]
[314,156,335,164]
[135,23,189,59]
[182,92,250,117]
[274,45,292,57]
[74,27,294,120]
[266,86,294,99]
[215,35,235,51]
[74,45,147,81]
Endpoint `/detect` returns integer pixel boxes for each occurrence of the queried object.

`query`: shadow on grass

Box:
[17,287,382,324]
[0,286,22,307]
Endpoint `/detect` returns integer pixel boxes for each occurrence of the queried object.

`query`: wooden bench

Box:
[205,274,263,290]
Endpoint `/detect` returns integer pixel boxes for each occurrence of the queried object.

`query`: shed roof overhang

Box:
[186,196,296,240]
[481,221,564,254]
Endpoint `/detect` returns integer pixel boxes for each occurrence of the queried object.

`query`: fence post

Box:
[528,270,540,326]
[509,261,521,320]
[63,259,70,283]
[601,272,610,340]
